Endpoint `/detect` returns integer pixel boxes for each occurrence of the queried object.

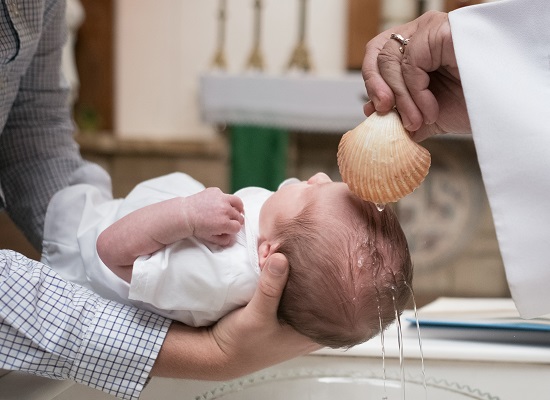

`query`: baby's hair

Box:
[275,194,412,349]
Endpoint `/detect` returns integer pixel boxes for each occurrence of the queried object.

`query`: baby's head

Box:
[258,173,413,349]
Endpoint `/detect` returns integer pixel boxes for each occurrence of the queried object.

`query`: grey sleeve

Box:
[0,0,89,250]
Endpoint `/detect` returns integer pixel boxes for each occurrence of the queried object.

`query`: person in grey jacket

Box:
[0,1,316,399]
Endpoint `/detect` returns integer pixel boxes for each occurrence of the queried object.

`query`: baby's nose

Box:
[307,172,332,184]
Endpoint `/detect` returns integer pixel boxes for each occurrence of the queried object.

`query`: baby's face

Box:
[259,172,350,240]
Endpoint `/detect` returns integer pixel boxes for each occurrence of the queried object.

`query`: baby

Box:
[42,169,412,349]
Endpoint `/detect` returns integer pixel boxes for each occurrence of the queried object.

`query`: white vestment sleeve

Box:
[449,0,550,318]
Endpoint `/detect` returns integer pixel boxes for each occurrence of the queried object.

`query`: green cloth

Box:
[230,125,288,192]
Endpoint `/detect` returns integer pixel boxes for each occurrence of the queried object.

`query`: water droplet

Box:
[393,294,405,400]
[406,282,428,400]
[377,298,387,398]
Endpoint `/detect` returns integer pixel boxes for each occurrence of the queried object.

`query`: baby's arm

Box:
[97,187,244,282]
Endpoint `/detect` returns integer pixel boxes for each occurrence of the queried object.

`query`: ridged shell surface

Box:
[337,110,431,204]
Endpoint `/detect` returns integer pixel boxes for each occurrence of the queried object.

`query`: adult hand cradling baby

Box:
[151,253,320,380]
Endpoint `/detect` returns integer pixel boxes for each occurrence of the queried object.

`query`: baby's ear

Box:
[258,240,281,270]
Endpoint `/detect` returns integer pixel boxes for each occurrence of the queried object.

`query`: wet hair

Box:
[274,194,413,349]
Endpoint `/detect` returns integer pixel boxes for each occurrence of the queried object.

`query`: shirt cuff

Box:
[71,298,171,400]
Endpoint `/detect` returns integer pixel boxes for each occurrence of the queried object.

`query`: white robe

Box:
[42,171,270,326]
[449,0,550,318]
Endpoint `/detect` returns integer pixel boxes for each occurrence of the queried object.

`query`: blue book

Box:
[407,297,550,345]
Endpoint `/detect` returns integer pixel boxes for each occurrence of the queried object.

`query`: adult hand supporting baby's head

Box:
[208,253,320,379]
[150,253,319,381]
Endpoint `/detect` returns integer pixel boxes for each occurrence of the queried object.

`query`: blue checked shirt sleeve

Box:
[0,250,172,400]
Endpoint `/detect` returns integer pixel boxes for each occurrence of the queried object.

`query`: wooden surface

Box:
[445,0,483,11]
[74,0,114,132]
[0,213,40,260]
[346,0,381,71]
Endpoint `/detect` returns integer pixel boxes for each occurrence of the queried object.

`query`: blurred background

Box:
[1,0,508,307]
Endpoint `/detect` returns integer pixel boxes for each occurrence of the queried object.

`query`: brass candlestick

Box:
[287,0,313,72]
[211,0,227,70]
[246,0,265,71]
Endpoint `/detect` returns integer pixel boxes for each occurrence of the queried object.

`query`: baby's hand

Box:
[184,187,244,246]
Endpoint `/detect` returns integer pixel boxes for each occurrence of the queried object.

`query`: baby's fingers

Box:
[227,194,244,214]
[223,218,244,235]
[209,233,234,247]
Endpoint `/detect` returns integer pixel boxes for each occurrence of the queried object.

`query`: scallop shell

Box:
[337,110,431,204]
